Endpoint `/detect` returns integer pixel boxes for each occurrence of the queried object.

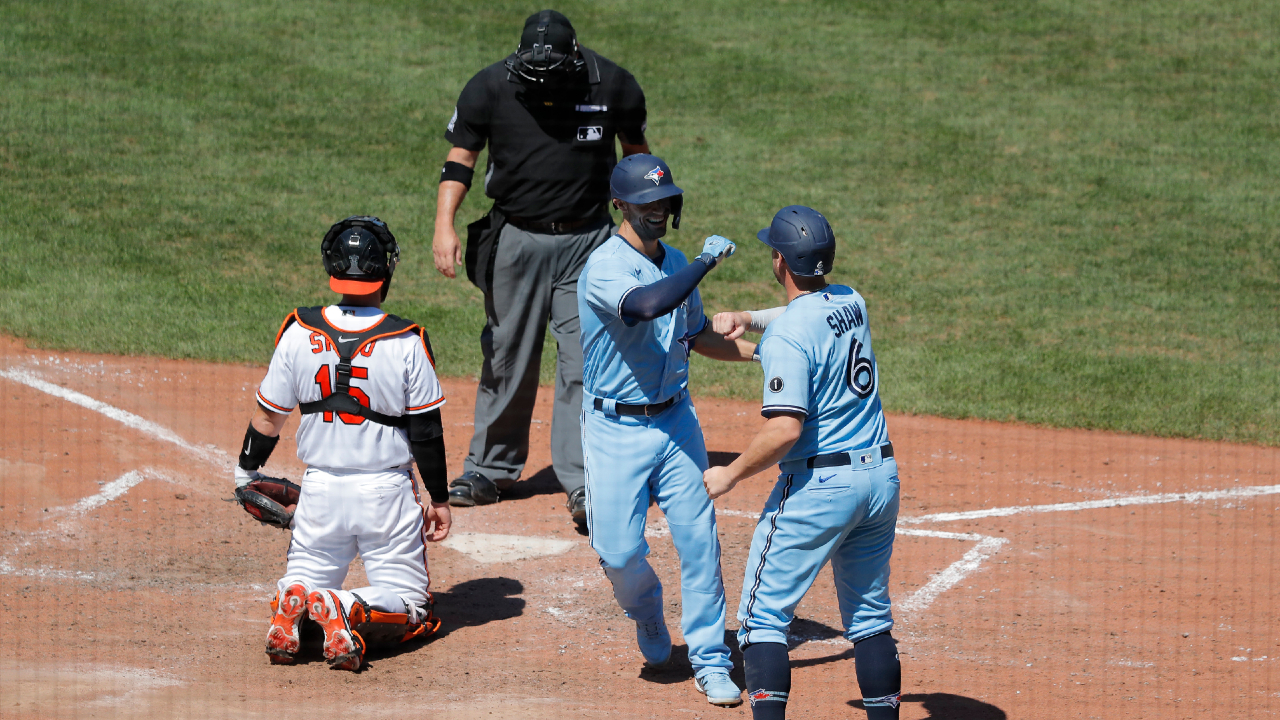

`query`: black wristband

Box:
[695,252,718,270]
[238,424,279,471]
[440,161,474,189]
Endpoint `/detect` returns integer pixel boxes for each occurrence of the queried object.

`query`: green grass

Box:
[2,1,1277,444]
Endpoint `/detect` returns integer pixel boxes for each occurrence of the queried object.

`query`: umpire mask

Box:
[505,10,586,90]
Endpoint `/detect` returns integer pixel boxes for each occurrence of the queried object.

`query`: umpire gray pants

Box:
[464,216,616,496]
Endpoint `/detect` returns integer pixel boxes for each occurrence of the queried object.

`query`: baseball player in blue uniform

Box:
[578,154,759,707]
[703,206,902,720]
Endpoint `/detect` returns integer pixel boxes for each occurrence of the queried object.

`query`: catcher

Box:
[234,215,451,671]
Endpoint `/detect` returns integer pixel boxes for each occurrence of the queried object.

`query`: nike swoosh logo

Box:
[338,336,358,343]
[817,474,836,484]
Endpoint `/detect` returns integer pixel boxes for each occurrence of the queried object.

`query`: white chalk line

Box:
[897,536,1008,613]
[898,483,1280,525]
[1,469,161,580]
[0,367,229,468]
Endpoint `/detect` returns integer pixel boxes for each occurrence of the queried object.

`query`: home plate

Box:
[441,532,577,564]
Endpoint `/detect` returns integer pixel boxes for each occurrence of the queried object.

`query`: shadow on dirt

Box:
[502,465,563,500]
[707,451,742,467]
[432,576,526,636]
[850,694,1006,719]
[637,630,747,688]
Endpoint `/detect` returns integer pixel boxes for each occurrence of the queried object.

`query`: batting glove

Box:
[702,235,736,261]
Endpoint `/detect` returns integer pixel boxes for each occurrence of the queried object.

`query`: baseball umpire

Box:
[578,154,759,706]
[703,207,902,719]
[234,216,452,671]
[433,10,649,525]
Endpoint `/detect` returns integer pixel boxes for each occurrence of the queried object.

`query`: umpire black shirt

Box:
[445,47,647,223]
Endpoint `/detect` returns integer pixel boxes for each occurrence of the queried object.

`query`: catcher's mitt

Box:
[234,476,300,529]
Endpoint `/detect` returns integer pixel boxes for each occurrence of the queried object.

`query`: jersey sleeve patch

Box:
[758,335,811,418]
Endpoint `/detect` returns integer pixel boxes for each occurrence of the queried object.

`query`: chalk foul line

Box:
[2,469,160,579]
[0,367,229,468]
[898,483,1280,525]
[897,536,1008,613]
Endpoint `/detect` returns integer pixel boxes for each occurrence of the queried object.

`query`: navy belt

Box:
[779,442,894,474]
[594,395,680,417]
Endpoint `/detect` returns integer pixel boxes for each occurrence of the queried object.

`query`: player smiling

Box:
[577,154,758,706]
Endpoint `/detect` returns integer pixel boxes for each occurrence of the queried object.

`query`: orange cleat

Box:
[307,589,365,671]
[265,582,309,664]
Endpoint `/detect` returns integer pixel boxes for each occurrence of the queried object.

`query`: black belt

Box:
[506,215,605,235]
[594,395,680,417]
[806,442,894,469]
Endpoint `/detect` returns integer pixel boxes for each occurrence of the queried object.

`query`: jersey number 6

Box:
[313,364,372,424]
[845,337,875,399]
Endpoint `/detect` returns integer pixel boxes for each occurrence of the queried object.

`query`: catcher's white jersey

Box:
[256,305,445,472]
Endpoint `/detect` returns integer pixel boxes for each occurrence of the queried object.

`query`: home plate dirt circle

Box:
[0,335,1276,719]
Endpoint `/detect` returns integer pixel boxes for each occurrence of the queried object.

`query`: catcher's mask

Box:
[504,10,586,89]
[321,216,400,295]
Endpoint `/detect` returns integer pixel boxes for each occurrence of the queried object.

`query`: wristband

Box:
[440,161,474,189]
[238,424,279,472]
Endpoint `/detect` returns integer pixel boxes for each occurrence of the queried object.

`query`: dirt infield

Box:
[1,335,1276,719]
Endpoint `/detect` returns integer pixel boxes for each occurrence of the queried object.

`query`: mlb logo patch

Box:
[860,453,874,465]
[577,126,603,141]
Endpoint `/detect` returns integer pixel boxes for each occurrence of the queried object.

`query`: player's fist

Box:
[711,311,752,341]
[703,466,738,499]
[701,235,736,262]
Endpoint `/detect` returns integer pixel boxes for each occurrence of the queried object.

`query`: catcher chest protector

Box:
[280,307,422,429]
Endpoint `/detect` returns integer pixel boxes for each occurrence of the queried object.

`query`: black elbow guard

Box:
[408,410,448,503]
[238,424,279,471]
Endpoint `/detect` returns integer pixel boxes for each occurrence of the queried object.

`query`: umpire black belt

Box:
[779,442,894,474]
[593,393,681,417]
[507,215,605,235]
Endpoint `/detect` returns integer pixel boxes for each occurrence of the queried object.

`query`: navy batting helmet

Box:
[610,153,683,229]
[321,216,400,295]
[757,205,835,276]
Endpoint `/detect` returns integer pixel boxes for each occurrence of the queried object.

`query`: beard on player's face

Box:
[771,250,787,286]
[619,198,670,242]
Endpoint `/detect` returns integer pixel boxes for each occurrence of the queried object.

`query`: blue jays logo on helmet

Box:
[610,153,684,229]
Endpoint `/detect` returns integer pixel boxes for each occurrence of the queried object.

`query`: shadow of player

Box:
[502,464,564,501]
[637,630,747,689]
[360,577,525,664]
[850,693,1007,719]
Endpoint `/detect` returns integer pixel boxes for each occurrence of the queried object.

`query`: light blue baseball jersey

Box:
[758,284,888,463]
[578,234,708,404]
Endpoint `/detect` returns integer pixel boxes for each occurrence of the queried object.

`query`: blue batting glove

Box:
[702,235,737,261]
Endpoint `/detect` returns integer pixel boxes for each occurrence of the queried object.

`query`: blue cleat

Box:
[694,672,743,707]
[636,618,672,668]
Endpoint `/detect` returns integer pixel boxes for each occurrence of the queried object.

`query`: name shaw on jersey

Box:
[825,301,864,338]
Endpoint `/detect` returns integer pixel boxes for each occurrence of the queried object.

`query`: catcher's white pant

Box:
[277,467,431,614]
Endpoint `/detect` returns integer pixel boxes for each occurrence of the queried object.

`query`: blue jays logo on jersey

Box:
[644,166,665,185]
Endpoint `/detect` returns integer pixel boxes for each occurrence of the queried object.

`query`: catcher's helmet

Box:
[757,206,835,276]
[610,154,683,229]
[321,216,400,295]
[505,10,586,88]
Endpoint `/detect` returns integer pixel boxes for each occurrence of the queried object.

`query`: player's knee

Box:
[594,546,647,575]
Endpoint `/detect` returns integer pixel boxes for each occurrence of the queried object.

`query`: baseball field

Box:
[1,0,1277,718]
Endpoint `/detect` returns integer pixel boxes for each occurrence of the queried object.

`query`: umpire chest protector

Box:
[278,307,424,429]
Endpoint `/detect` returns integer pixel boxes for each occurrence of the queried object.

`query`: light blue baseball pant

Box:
[582,394,733,677]
[737,453,899,648]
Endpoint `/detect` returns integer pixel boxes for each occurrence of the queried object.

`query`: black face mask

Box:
[620,199,670,243]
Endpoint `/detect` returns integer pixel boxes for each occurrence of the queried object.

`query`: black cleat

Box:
[448,471,500,507]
